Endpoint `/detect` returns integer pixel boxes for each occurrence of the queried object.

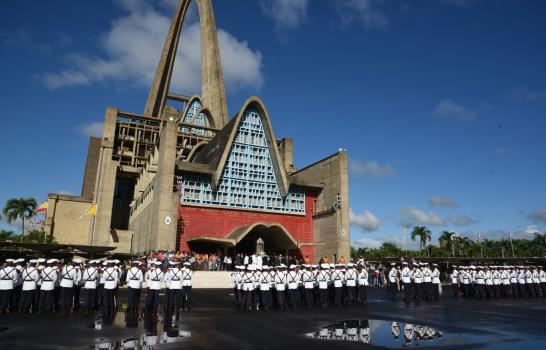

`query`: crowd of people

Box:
[0,257,194,319]
[230,262,369,311]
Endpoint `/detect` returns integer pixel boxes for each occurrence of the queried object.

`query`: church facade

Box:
[44,0,350,262]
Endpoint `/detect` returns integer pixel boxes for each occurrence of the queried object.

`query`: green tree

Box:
[0,229,15,241]
[2,198,37,241]
[438,230,457,257]
[23,228,56,243]
[411,226,432,257]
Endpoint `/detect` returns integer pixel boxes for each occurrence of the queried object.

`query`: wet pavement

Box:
[1,288,546,349]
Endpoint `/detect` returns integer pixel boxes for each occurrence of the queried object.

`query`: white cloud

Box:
[79,121,104,138]
[434,99,476,123]
[448,215,477,226]
[528,208,546,224]
[332,0,388,30]
[428,195,457,208]
[39,2,263,92]
[511,86,546,101]
[260,0,309,31]
[351,238,382,249]
[526,225,540,235]
[350,159,396,178]
[400,206,444,227]
[350,208,381,232]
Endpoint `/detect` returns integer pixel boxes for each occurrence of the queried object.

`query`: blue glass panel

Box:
[179,108,305,214]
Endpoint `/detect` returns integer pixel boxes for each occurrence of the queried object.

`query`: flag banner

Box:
[477,232,481,243]
[34,201,48,214]
[80,204,97,218]
[509,232,513,241]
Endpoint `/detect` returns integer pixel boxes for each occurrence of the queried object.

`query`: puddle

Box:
[89,309,190,349]
[305,319,490,348]
[89,329,191,349]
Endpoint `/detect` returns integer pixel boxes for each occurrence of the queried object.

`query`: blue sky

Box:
[1,0,546,249]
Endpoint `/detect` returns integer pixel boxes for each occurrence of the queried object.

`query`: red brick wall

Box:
[177,191,318,261]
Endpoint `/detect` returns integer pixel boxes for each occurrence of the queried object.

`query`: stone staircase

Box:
[192,271,233,289]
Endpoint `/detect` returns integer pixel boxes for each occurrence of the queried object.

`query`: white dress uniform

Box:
[0,262,18,312]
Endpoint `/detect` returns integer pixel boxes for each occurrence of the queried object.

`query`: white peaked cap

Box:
[46,259,57,264]
[320,264,329,269]
[5,259,14,263]
[183,262,191,266]
[289,264,296,269]
[73,259,82,264]
[153,260,162,265]
[37,258,46,263]
[29,259,37,263]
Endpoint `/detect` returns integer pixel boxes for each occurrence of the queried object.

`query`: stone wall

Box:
[289,151,350,262]
[45,194,93,245]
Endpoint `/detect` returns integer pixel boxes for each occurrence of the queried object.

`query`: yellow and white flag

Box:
[80,204,97,218]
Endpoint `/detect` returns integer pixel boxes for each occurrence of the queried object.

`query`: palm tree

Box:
[2,198,37,241]
[411,226,432,257]
[438,230,457,257]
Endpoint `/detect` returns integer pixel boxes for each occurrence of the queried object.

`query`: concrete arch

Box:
[227,222,298,250]
[187,140,208,162]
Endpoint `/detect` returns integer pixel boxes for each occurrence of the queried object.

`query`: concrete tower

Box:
[143,0,228,128]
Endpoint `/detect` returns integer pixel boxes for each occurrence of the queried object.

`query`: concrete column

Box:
[90,106,118,246]
[150,121,179,251]
[279,138,294,173]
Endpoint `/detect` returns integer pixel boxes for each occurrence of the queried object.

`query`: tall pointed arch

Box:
[143,0,228,128]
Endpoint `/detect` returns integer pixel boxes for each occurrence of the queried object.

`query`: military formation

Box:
[389,262,443,303]
[230,262,369,310]
[0,257,193,317]
[449,265,546,300]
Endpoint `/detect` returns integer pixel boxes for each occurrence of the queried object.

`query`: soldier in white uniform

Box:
[501,266,511,298]
[301,265,314,308]
[331,264,344,307]
[431,263,441,301]
[539,266,546,297]
[82,260,99,314]
[316,264,329,308]
[144,260,164,312]
[0,259,18,314]
[231,266,241,307]
[345,263,358,304]
[39,259,58,314]
[450,265,459,298]
[256,266,270,310]
[102,260,120,318]
[181,262,193,311]
[165,261,183,315]
[388,263,398,300]
[422,263,433,301]
[287,265,300,309]
[12,258,24,311]
[412,263,423,301]
[59,258,80,315]
[241,265,255,311]
[274,265,287,310]
[474,266,486,300]
[126,260,144,316]
[357,263,369,303]
[19,259,40,314]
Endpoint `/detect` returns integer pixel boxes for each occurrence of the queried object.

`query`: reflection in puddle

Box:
[306,319,488,348]
[89,309,191,349]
